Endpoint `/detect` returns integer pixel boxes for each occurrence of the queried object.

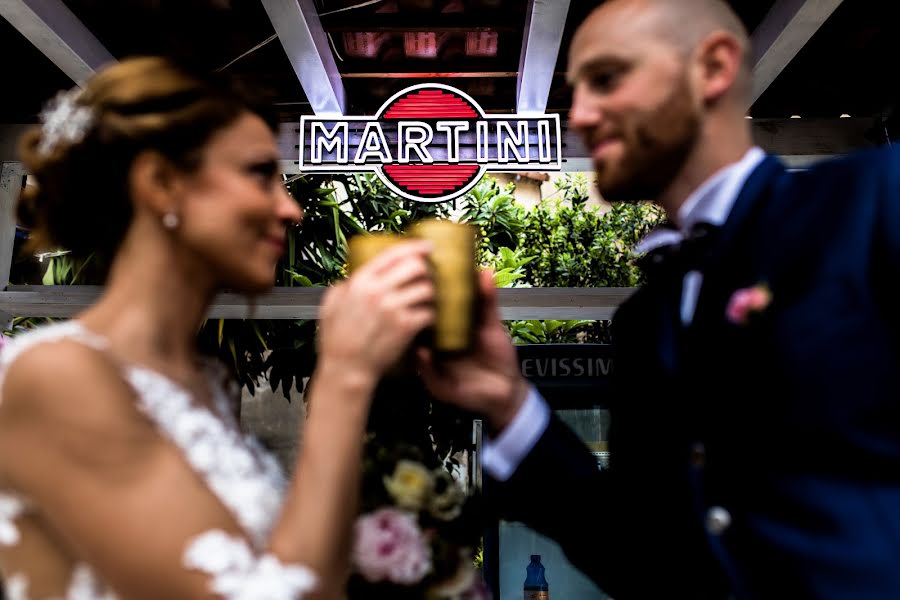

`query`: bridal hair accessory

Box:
[37,87,96,156]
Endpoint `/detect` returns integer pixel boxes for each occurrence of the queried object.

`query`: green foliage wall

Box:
[6,173,664,396]
[4,172,664,476]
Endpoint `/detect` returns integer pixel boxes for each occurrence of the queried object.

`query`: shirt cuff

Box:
[482,386,550,482]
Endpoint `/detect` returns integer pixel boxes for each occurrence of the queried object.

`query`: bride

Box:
[0,57,435,599]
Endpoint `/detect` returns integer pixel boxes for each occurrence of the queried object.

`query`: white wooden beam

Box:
[750,0,844,106]
[0,163,25,296]
[516,0,571,114]
[0,0,115,85]
[0,286,634,320]
[260,0,346,116]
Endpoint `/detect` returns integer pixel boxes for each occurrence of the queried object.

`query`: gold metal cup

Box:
[408,219,478,354]
[347,232,405,274]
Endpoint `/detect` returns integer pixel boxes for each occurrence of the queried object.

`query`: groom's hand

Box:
[417,269,529,434]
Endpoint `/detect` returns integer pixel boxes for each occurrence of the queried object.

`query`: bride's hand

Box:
[317,240,435,383]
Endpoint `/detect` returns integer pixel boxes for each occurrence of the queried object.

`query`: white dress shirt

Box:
[634,146,766,325]
[482,147,767,481]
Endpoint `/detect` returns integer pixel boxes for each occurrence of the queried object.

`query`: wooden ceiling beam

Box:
[0,0,115,84]
[750,0,845,106]
[260,0,346,116]
[516,0,571,114]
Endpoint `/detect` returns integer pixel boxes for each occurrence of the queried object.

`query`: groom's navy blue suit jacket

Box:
[489,145,900,599]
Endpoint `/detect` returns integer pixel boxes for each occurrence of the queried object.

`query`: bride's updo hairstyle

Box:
[17,56,278,263]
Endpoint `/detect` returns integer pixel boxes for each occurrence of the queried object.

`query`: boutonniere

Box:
[726,283,772,325]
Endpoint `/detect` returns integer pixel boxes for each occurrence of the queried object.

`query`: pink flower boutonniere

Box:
[726,283,772,325]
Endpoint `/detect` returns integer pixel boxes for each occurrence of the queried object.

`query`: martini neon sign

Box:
[299,84,562,203]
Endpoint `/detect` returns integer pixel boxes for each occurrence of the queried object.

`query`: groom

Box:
[419,0,900,597]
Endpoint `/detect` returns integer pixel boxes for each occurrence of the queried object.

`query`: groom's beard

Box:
[590,74,701,204]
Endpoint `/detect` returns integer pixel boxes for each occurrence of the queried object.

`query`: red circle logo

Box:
[377,84,485,202]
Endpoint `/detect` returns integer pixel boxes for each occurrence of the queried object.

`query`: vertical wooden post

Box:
[0,162,24,291]
[0,162,24,325]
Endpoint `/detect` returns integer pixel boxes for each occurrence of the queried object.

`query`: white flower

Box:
[185,530,254,574]
[4,574,28,600]
[0,493,25,546]
[66,565,117,600]
[226,443,257,477]
[428,469,466,521]
[37,87,95,156]
[187,439,219,471]
[173,410,214,443]
[184,530,317,600]
[383,460,434,511]
[0,518,20,546]
[129,364,285,544]
[211,555,317,600]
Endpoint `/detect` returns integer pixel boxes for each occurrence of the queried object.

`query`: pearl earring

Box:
[162,212,180,230]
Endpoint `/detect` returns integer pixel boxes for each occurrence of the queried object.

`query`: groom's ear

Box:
[694,30,745,106]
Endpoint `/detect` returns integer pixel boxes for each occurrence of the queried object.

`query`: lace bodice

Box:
[0,322,316,599]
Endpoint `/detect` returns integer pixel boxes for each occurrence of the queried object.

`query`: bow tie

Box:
[637,222,720,281]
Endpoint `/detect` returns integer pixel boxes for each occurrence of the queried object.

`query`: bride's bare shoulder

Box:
[1,335,133,409]
[0,337,154,481]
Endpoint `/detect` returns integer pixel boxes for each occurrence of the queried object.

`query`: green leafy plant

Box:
[7,173,662,388]
[4,251,99,336]
[520,192,664,288]
[507,319,596,345]
[473,541,484,572]
[458,177,524,253]
[40,252,91,285]
[480,246,535,289]
[552,172,591,206]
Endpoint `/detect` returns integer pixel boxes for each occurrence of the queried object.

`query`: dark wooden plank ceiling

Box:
[752,0,900,124]
[1,0,897,138]
[0,16,72,122]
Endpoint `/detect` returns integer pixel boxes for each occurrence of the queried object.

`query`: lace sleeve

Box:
[0,492,26,547]
[183,530,318,600]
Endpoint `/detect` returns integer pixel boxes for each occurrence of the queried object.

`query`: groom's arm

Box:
[417,271,620,591]
[481,386,551,482]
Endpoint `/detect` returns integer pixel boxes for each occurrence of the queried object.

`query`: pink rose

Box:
[726,284,772,325]
[353,508,432,585]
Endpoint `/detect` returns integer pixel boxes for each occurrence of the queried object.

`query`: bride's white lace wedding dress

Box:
[0,322,317,600]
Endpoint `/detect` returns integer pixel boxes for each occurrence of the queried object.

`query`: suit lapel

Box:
[703,157,785,278]
[614,277,683,379]
[690,157,786,331]
[615,157,786,380]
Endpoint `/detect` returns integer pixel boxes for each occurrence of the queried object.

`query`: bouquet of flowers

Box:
[347,376,490,600]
